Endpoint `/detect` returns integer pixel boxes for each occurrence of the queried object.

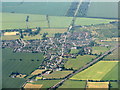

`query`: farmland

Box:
[70,61,118,80]
[2,48,44,88]
[110,82,119,88]
[59,80,86,88]
[30,80,61,88]
[86,82,109,88]
[70,49,79,54]
[64,55,96,70]
[1,13,114,30]
[103,47,119,60]
[43,71,73,79]
[92,46,111,55]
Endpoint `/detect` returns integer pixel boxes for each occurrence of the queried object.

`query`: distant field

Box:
[64,55,96,70]
[110,82,118,88]
[87,82,109,88]
[92,46,111,55]
[31,69,45,76]
[43,71,73,79]
[70,61,118,80]
[59,80,86,88]
[70,49,79,54]
[1,13,114,30]
[30,80,61,88]
[2,35,20,40]
[103,47,119,60]
[2,48,44,88]
[24,83,43,88]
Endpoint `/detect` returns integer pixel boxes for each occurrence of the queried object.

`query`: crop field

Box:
[30,80,61,88]
[1,13,114,30]
[59,80,86,88]
[31,69,45,76]
[3,32,19,35]
[110,82,119,88]
[87,82,109,88]
[92,46,111,55]
[2,48,44,88]
[103,47,119,60]
[70,61,118,80]
[24,83,43,89]
[2,35,20,40]
[70,49,79,54]
[43,71,73,79]
[64,55,96,70]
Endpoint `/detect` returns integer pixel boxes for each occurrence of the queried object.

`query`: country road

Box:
[49,46,118,89]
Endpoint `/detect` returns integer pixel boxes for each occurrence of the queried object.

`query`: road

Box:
[49,46,117,89]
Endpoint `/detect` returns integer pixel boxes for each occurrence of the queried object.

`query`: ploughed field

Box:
[2,48,44,88]
[70,61,118,80]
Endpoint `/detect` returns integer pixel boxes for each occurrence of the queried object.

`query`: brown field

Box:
[4,32,19,35]
[87,82,109,88]
[31,69,45,75]
[24,83,43,89]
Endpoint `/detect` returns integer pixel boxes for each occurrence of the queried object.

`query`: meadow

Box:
[103,47,119,60]
[1,13,114,30]
[70,49,79,54]
[92,46,111,55]
[30,80,61,88]
[70,61,118,80]
[2,48,44,88]
[64,55,96,70]
[43,71,73,79]
[59,80,86,88]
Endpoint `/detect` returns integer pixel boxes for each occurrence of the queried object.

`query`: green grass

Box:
[103,47,119,60]
[2,48,44,88]
[43,71,73,79]
[30,80,61,88]
[58,80,86,88]
[1,13,114,30]
[64,55,96,70]
[92,46,111,55]
[70,49,79,54]
[70,61,118,80]
[110,82,118,88]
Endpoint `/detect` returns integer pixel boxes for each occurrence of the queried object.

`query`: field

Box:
[43,71,73,79]
[70,49,79,54]
[59,80,86,88]
[2,35,20,40]
[87,82,109,88]
[92,46,111,55]
[4,32,19,35]
[70,61,118,80]
[31,69,45,75]
[64,55,96,70]
[1,13,114,30]
[103,47,119,60]
[2,48,44,88]
[24,83,43,89]
[110,82,119,88]
[30,80,61,88]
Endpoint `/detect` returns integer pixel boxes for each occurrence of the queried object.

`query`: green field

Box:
[30,80,61,88]
[110,82,119,88]
[2,48,44,88]
[59,80,86,88]
[64,55,96,70]
[1,13,114,30]
[70,61,118,80]
[70,49,79,54]
[103,47,119,60]
[92,46,111,55]
[43,71,73,79]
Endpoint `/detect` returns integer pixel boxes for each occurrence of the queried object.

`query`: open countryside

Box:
[1,1,119,89]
